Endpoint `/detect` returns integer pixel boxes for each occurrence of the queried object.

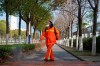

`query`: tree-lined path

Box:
[0,0,100,65]
[1,44,100,66]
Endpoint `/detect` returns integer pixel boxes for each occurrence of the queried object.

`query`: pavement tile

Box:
[1,61,100,66]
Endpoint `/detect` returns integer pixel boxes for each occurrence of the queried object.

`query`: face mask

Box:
[46,24,49,27]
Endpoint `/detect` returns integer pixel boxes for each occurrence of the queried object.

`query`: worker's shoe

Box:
[44,59,48,61]
[50,59,54,61]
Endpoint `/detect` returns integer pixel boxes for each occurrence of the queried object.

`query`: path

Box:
[0,44,100,66]
[32,44,80,61]
[14,44,79,61]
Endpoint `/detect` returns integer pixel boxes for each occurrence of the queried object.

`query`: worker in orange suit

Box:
[40,21,60,61]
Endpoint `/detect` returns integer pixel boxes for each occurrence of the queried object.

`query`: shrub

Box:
[0,45,12,62]
[0,44,35,63]
[96,36,100,53]
[22,44,35,52]
[83,38,92,51]
[73,39,76,47]
[72,36,100,53]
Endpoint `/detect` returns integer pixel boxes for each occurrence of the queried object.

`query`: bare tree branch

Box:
[88,0,94,9]
[77,0,81,6]
[81,0,87,18]
[61,9,78,18]
[82,11,88,18]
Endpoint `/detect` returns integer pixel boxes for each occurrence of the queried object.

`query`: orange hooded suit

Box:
[40,27,60,60]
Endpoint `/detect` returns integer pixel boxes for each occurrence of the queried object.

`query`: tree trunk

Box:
[39,30,42,38]
[0,34,1,44]
[18,12,21,44]
[6,8,9,45]
[40,30,42,36]
[71,23,73,48]
[83,28,85,38]
[78,5,83,51]
[92,9,97,55]
[26,23,29,44]
[67,27,70,47]
[88,0,99,55]
[69,24,71,47]
[76,28,79,50]
[33,26,36,39]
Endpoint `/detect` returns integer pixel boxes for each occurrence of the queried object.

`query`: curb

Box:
[57,44,85,61]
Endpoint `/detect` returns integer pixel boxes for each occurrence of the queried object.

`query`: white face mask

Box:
[46,24,49,27]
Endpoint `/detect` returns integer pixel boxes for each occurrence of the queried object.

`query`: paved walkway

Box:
[32,44,80,61]
[1,44,100,66]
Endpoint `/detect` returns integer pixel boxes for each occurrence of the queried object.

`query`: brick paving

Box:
[0,44,100,66]
[1,61,100,66]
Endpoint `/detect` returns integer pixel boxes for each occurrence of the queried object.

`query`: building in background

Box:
[10,16,18,30]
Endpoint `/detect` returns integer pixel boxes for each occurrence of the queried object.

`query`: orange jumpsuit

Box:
[40,27,60,60]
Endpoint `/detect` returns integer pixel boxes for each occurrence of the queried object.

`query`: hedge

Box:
[71,36,100,53]
[0,44,35,63]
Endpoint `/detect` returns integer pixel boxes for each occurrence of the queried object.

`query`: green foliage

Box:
[18,0,53,31]
[0,20,6,35]
[1,0,18,15]
[83,38,92,50]
[22,44,35,52]
[12,44,35,52]
[37,21,46,31]
[82,22,88,28]
[72,36,100,53]
[0,45,12,61]
[0,44,35,62]
[10,29,26,39]
[0,0,66,39]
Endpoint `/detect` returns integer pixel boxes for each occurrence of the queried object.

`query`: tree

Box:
[69,0,75,48]
[0,20,6,42]
[59,0,76,47]
[37,21,46,37]
[31,7,52,38]
[1,0,17,44]
[2,0,10,44]
[0,20,6,35]
[88,0,99,55]
[60,0,87,50]
[54,12,68,39]
[76,23,79,50]
[82,22,88,37]
[75,0,88,51]
[56,0,74,47]
[85,12,93,33]
[15,0,24,44]
[19,0,53,44]
[10,29,26,39]
[10,29,26,43]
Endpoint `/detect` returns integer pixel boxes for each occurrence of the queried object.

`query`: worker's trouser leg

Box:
[45,44,54,60]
